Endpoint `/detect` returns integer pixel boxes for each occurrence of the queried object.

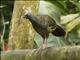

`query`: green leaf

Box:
[0,5,6,8]
[66,15,80,32]
[61,14,80,32]
[61,14,79,24]
[39,1,61,21]
[77,26,80,38]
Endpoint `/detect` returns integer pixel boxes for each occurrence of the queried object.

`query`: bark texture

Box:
[1,46,80,60]
[8,1,39,49]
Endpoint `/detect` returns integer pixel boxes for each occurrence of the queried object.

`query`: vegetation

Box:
[0,0,80,60]
[35,0,80,47]
[0,0,80,50]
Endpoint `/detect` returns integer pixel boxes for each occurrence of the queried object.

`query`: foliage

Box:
[34,0,80,47]
[61,14,80,32]
[0,0,80,49]
[0,0,14,39]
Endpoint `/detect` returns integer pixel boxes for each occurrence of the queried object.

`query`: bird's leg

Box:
[42,36,47,49]
[37,36,47,51]
[35,38,47,53]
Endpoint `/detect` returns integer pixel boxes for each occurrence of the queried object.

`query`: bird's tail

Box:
[52,25,66,37]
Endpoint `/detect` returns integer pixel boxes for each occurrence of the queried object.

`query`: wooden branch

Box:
[1,46,80,60]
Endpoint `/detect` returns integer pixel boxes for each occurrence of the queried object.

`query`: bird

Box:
[22,9,66,49]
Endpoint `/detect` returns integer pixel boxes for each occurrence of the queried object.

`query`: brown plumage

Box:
[23,12,66,48]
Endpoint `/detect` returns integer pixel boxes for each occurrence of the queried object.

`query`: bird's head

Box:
[22,5,32,19]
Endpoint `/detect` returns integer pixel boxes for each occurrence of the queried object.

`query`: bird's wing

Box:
[38,15,66,37]
[36,15,48,27]
[52,25,66,36]
[36,15,56,29]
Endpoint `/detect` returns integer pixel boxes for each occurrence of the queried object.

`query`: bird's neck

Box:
[27,13,46,29]
[27,13,40,26]
[26,13,37,24]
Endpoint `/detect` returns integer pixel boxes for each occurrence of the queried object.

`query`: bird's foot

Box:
[42,44,47,49]
[37,44,47,50]
[35,44,47,54]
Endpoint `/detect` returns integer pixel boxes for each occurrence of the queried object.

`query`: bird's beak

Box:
[21,13,26,19]
[21,8,32,19]
[23,9,29,18]
[20,14,24,19]
[21,10,28,19]
[23,14,26,18]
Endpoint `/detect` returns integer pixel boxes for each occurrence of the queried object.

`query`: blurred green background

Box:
[0,0,80,50]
